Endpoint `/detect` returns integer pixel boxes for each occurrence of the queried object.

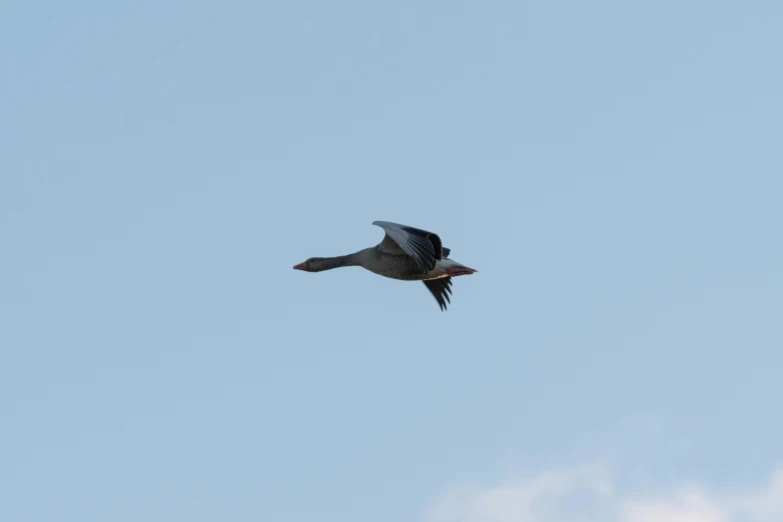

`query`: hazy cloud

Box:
[423,463,783,522]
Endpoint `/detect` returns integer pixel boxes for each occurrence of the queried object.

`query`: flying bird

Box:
[293,221,478,310]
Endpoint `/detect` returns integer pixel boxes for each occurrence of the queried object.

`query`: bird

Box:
[293,221,478,311]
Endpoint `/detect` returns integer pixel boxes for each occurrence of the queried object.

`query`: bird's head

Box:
[293,257,331,272]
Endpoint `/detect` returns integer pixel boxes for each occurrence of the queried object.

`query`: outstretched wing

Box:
[423,277,453,311]
[373,220,444,274]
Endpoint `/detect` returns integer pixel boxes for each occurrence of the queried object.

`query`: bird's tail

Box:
[441,259,478,277]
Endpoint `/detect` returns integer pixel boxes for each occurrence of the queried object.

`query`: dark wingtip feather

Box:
[401,225,443,261]
[423,277,453,311]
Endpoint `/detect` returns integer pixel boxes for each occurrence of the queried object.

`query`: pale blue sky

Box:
[2,2,782,521]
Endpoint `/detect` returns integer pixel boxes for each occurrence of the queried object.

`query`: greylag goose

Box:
[293,221,477,311]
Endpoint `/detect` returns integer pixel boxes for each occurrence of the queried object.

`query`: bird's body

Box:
[359,247,473,281]
[293,221,478,310]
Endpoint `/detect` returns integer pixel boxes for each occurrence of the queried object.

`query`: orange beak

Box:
[293,262,307,270]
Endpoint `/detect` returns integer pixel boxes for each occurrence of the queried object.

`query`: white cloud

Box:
[728,468,783,521]
[422,463,783,522]
[622,488,726,522]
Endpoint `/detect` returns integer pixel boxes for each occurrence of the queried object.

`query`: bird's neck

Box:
[319,252,362,270]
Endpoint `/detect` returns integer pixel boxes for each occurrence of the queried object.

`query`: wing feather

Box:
[423,277,453,311]
[373,220,443,274]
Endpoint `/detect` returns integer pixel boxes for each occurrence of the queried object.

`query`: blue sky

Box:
[2,1,782,521]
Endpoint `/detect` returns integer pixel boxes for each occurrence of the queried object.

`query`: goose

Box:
[293,221,477,311]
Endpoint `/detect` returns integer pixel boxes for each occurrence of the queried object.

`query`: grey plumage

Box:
[294,221,476,310]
